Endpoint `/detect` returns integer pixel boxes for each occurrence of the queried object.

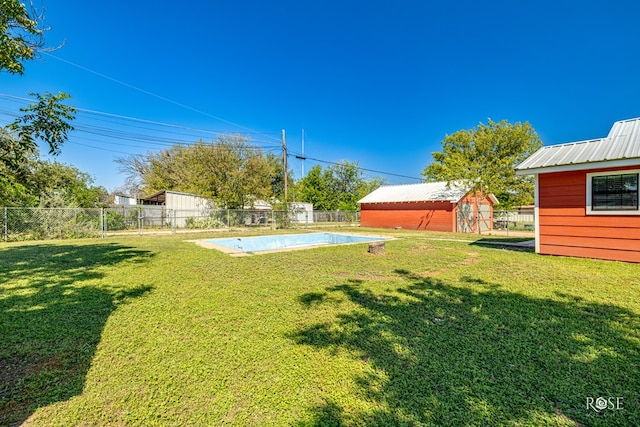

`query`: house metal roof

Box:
[516,117,640,174]
[358,182,469,204]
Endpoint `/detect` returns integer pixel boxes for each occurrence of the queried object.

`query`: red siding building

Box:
[516,118,640,263]
[358,182,497,233]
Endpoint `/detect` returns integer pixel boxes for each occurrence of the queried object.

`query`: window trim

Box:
[586,170,640,215]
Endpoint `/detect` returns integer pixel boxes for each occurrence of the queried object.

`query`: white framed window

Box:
[586,170,640,215]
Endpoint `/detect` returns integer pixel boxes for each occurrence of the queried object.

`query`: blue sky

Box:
[2,0,640,192]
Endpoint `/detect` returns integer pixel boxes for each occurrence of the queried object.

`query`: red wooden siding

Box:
[360,201,456,232]
[359,192,494,233]
[537,166,640,262]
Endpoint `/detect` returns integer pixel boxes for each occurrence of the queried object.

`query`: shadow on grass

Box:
[0,243,154,426]
[293,269,639,426]
[470,238,535,252]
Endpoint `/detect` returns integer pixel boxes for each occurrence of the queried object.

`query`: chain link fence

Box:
[1,207,533,242]
[1,207,361,242]
[493,209,535,234]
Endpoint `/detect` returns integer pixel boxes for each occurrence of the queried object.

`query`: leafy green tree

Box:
[0,170,37,206]
[1,94,78,206]
[422,119,542,208]
[117,135,280,209]
[0,0,45,74]
[296,165,333,210]
[267,152,292,202]
[1,3,83,208]
[3,92,76,164]
[296,161,383,211]
[0,158,107,208]
[27,160,109,207]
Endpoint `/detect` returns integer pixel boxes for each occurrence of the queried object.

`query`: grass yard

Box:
[1,228,639,426]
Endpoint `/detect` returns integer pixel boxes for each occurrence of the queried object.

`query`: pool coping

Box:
[194,231,393,256]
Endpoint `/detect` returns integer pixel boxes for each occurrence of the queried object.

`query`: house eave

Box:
[516,158,640,175]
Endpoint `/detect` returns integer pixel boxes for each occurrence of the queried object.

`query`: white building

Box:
[140,190,215,227]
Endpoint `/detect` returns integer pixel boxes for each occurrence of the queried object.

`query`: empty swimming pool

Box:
[197,232,388,255]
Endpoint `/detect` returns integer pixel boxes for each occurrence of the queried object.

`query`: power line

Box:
[293,131,423,183]
[0,94,281,154]
[69,140,133,155]
[1,94,422,184]
[41,53,282,143]
[291,154,423,182]
[0,93,279,141]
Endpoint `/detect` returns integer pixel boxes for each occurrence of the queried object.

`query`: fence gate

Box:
[457,203,475,233]
[478,204,491,232]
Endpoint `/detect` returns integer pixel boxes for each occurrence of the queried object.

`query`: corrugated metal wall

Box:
[165,192,212,212]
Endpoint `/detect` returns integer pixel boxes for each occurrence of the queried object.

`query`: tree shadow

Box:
[292,269,639,426]
[0,243,154,426]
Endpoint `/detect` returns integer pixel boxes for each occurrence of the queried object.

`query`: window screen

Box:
[591,173,639,210]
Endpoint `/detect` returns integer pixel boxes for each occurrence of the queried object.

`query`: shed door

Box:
[457,203,474,233]
[478,204,491,232]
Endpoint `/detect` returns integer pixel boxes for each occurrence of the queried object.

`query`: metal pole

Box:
[138,207,143,235]
[4,207,7,242]
[282,129,287,203]
[173,209,177,233]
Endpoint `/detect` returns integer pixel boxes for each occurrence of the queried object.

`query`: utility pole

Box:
[301,128,305,178]
[282,129,287,203]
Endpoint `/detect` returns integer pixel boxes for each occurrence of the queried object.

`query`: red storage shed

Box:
[358,182,497,233]
[516,117,640,263]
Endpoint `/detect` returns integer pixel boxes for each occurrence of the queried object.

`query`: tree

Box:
[422,119,542,208]
[0,0,48,75]
[296,165,333,210]
[7,92,76,154]
[114,153,149,197]
[296,161,383,211]
[0,170,37,206]
[0,93,77,206]
[116,135,280,208]
[1,92,76,173]
[27,160,109,207]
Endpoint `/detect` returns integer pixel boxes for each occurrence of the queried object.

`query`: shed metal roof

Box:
[358,182,469,204]
[141,190,211,204]
[516,117,640,174]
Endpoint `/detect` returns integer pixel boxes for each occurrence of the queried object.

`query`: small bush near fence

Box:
[0,207,361,242]
[3,208,103,241]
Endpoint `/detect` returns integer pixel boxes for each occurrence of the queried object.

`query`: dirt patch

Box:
[463,252,481,265]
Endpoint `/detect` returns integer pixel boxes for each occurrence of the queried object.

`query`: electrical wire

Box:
[291,154,422,181]
[41,52,282,143]
[1,94,423,184]
[0,94,281,154]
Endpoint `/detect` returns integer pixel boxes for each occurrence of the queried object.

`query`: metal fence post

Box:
[3,207,7,242]
[138,207,143,235]
[173,209,177,234]
[100,208,104,238]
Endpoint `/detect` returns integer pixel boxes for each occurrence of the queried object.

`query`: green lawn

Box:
[1,228,638,426]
